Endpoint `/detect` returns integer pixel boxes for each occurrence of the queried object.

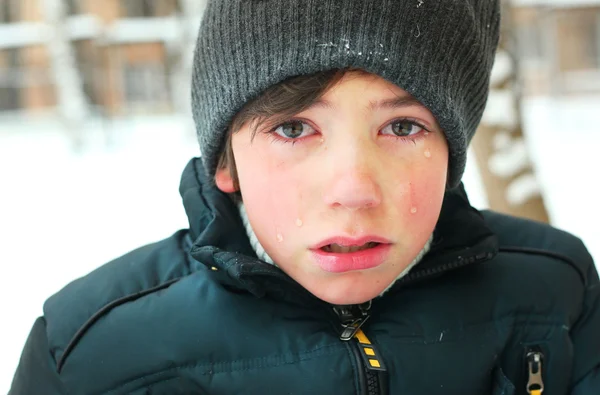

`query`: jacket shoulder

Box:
[43,229,204,365]
[482,210,597,285]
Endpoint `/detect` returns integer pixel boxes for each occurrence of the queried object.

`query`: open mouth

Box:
[320,242,380,254]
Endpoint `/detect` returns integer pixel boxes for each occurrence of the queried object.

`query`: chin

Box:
[311,283,386,305]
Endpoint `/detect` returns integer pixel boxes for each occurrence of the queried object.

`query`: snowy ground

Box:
[1,97,599,391]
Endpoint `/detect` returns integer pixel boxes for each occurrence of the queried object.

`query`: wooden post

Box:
[41,0,89,149]
[471,1,549,223]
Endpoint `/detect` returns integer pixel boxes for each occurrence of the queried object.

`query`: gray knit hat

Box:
[192,0,500,188]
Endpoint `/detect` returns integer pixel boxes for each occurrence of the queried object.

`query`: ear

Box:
[215,166,238,193]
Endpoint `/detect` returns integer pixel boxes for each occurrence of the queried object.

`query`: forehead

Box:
[312,71,431,113]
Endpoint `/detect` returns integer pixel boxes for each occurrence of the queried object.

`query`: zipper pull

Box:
[354,328,387,372]
[526,351,544,395]
[333,301,371,341]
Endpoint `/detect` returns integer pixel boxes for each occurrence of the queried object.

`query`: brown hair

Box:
[217,68,358,191]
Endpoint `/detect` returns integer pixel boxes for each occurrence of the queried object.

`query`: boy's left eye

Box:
[381,120,425,137]
[273,121,316,139]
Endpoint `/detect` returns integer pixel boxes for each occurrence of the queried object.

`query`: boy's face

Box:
[216,72,448,305]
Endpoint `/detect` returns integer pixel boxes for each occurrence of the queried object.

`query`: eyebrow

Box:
[367,96,425,111]
[309,95,426,112]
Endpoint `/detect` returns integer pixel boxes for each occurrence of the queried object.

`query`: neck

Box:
[237,202,275,265]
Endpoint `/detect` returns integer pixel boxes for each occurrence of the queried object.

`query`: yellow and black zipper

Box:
[334,301,387,395]
[333,303,546,395]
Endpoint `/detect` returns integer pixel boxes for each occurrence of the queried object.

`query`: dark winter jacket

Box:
[10,158,600,395]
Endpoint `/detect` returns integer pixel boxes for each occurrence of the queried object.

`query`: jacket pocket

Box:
[492,367,516,395]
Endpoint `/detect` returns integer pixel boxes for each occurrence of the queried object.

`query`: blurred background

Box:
[1,0,599,391]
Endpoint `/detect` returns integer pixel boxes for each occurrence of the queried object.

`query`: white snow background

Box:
[1,96,599,391]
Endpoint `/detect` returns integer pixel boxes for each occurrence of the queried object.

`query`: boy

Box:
[10,0,599,394]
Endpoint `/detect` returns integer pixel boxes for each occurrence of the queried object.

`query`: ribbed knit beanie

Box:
[192,0,501,188]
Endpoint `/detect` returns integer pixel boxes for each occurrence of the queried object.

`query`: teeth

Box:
[323,242,378,253]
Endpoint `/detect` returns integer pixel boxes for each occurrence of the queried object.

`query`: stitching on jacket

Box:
[384,315,571,345]
[56,277,182,373]
[571,364,600,391]
[105,343,344,394]
[57,232,199,374]
[103,318,570,393]
[191,158,211,216]
[498,246,586,285]
[179,232,194,269]
[213,253,265,295]
[492,366,512,395]
[143,376,205,394]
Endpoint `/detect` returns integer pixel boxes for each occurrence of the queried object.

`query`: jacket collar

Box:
[181,158,498,303]
[179,158,256,257]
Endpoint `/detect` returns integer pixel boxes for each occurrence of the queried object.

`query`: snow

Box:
[0,114,198,392]
[0,16,100,49]
[506,172,542,205]
[41,0,90,125]
[0,15,185,49]
[487,132,544,205]
[488,136,531,178]
[463,147,490,209]
[489,50,514,87]
[0,22,49,49]
[103,17,182,44]
[482,89,519,129]
[1,95,599,391]
[562,70,600,94]
[65,14,102,40]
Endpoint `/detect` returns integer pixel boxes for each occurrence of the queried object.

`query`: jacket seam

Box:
[383,316,571,345]
[498,246,586,285]
[56,277,183,373]
[179,231,194,269]
[571,364,600,390]
[144,376,195,392]
[104,342,344,394]
[191,158,210,216]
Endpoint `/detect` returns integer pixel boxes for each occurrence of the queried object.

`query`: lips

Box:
[310,236,392,273]
[313,236,392,251]
[321,242,379,253]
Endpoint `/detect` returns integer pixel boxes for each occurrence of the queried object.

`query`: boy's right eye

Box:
[273,120,316,139]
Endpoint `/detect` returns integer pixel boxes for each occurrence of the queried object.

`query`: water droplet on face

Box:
[424,149,432,158]
[277,233,284,242]
[410,207,418,214]
[296,219,303,227]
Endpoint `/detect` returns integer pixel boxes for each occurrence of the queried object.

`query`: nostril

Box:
[323,181,382,210]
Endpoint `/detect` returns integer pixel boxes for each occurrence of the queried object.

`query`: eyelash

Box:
[265,118,431,145]
[382,117,430,145]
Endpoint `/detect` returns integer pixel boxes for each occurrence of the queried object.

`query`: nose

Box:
[322,141,383,211]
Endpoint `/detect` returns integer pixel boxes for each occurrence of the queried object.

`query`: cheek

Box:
[389,141,448,229]
[234,147,304,246]
[407,147,448,225]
